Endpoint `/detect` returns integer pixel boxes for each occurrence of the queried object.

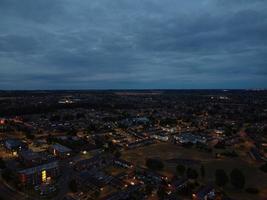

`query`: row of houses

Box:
[174,132,208,144]
[102,185,143,200]
[74,154,133,171]
[126,138,154,149]
[75,169,114,192]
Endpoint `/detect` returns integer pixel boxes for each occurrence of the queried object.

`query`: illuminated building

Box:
[4,139,28,154]
[49,143,72,158]
[18,161,59,185]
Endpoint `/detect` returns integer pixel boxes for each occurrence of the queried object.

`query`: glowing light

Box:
[82,151,87,155]
[42,170,47,183]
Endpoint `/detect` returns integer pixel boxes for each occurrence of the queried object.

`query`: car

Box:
[34,185,40,191]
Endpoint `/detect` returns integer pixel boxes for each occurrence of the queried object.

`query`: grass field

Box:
[122,143,267,200]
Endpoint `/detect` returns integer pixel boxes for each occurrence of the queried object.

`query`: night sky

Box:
[0,0,266,89]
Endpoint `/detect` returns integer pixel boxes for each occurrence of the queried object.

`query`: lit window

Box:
[42,170,46,182]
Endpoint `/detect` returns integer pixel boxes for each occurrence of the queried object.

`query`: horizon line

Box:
[0,88,266,92]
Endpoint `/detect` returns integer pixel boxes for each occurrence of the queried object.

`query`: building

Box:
[113,158,133,169]
[18,150,42,166]
[75,169,113,192]
[192,185,215,200]
[151,132,169,141]
[171,178,188,191]
[103,185,143,200]
[174,133,207,144]
[4,139,28,155]
[136,168,167,184]
[249,147,266,162]
[49,143,72,158]
[74,155,111,170]
[18,161,60,185]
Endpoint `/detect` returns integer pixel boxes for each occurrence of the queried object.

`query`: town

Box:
[0,90,266,200]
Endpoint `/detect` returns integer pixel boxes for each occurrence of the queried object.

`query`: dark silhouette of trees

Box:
[230,169,245,189]
[145,184,154,196]
[215,169,228,187]
[260,163,267,173]
[157,186,167,200]
[2,168,13,182]
[25,132,35,140]
[0,157,6,169]
[69,179,78,193]
[186,168,198,179]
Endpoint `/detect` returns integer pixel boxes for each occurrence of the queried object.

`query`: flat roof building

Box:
[49,143,72,158]
[18,161,59,185]
[4,139,28,154]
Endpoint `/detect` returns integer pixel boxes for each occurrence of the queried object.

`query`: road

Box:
[0,180,29,200]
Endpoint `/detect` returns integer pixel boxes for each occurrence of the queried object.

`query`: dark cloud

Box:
[0,35,39,53]
[0,0,266,89]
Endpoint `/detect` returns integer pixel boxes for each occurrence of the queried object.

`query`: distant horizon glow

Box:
[0,0,267,89]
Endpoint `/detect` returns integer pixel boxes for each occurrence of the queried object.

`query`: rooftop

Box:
[51,143,72,153]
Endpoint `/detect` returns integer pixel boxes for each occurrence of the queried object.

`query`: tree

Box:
[47,134,53,144]
[2,168,12,182]
[114,150,121,158]
[93,190,100,199]
[0,157,6,169]
[129,190,144,200]
[215,169,228,187]
[145,184,154,196]
[69,179,78,193]
[200,165,205,178]
[214,141,225,149]
[259,163,267,173]
[186,168,198,179]
[176,164,186,177]
[230,169,245,189]
[146,158,164,171]
[67,128,77,136]
[25,132,35,140]
[157,186,167,200]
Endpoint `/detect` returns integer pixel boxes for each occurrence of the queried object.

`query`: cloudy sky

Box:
[0,0,266,89]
